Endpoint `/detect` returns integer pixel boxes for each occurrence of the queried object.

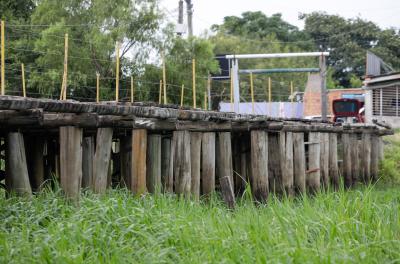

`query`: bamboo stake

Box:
[250,72,255,114]
[21,63,26,97]
[130,76,134,103]
[192,58,196,108]
[159,80,162,104]
[1,20,4,95]
[60,33,68,100]
[162,53,167,104]
[180,84,184,107]
[115,41,120,102]
[230,68,234,112]
[96,72,100,103]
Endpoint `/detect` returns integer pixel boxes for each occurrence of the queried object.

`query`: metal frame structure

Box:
[225,52,329,120]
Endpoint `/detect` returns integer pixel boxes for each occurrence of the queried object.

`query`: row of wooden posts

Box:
[2,126,384,206]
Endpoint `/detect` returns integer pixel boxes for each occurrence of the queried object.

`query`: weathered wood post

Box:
[220,176,235,209]
[93,128,113,193]
[59,127,82,200]
[28,136,45,192]
[201,132,215,196]
[362,133,372,183]
[161,137,172,192]
[5,132,32,196]
[320,133,329,188]
[82,136,94,189]
[341,133,352,188]
[120,135,132,189]
[307,132,321,194]
[190,132,202,200]
[358,135,365,183]
[146,134,161,193]
[370,134,380,181]
[268,133,281,193]
[328,133,340,190]
[250,130,269,201]
[293,132,306,194]
[173,131,191,197]
[279,132,294,196]
[351,134,360,185]
[131,129,147,195]
[216,132,234,186]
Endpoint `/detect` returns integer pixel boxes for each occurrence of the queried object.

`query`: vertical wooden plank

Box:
[173,131,191,197]
[93,128,113,193]
[82,136,94,189]
[146,134,162,193]
[328,133,340,190]
[217,132,233,186]
[342,133,352,188]
[28,136,45,192]
[268,133,281,193]
[131,129,147,195]
[279,132,294,196]
[161,137,172,192]
[220,176,235,209]
[320,133,330,188]
[190,132,202,200]
[201,132,215,196]
[371,135,380,182]
[378,137,384,161]
[350,134,360,185]
[358,136,365,184]
[307,132,321,194]
[363,133,372,183]
[59,127,82,200]
[5,132,32,196]
[239,136,249,191]
[120,135,132,189]
[293,132,306,194]
[250,130,269,201]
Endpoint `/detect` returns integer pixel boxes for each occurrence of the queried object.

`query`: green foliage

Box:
[0,186,399,263]
[379,133,400,184]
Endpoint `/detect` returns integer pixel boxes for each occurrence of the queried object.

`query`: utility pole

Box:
[185,0,193,37]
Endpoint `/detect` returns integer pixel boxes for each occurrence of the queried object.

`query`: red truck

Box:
[332,98,365,123]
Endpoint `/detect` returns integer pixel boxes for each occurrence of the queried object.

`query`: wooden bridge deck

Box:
[0,96,393,205]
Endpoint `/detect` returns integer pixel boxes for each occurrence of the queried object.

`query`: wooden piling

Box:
[120,135,132,189]
[27,136,45,192]
[161,137,173,192]
[216,132,233,186]
[342,133,352,188]
[370,135,380,182]
[328,133,339,190]
[268,133,281,193]
[82,136,94,189]
[357,136,365,183]
[131,129,147,195]
[59,127,82,200]
[307,132,321,194]
[173,131,191,197]
[93,128,113,193]
[293,132,306,194]
[351,134,360,185]
[250,130,269,201]
[146,134,161,193]
[190,132,202,200]
[320,133,329,188]
[5,132,32,196]
[362,133,372,182]
[220,176,235,209]
[279,132,294,196]
[201,132,216,196]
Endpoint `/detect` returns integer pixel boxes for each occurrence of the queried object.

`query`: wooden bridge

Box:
[0,96,392,205]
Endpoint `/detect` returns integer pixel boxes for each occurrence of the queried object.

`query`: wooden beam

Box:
[320,133,330,188]
[173,131,191,197]
[351,134,360,185]
[328,133,339,190]
[250,130,269,201]
[370,135,380,182]
[362,133,372,183]
[201,132,215,196]
[120,135,132,189]
[131,129,147,195]
[342,133,352,188]
[268,133,281,193]
[216,132,233,187]
[93,128,113,193]
[220,176,235,209]
[293,132,306,194]
[82,136,94,189]
[307,132,321,194]
[146,134,161,193]
[190,132,202,200]
[161,137,173,192]
[59,127,82,200]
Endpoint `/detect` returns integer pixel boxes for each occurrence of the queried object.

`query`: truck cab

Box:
[332,98,365,123]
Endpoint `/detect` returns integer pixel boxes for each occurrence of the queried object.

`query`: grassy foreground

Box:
[0,186,399,263]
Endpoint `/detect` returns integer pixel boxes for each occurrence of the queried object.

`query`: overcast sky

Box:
[161,0,400,36]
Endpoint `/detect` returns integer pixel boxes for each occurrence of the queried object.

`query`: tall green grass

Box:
[380,133,400,184]
[0,186,399,263]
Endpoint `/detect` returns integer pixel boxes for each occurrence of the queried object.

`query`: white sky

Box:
[161,0,400,36]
